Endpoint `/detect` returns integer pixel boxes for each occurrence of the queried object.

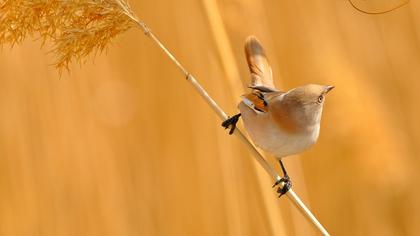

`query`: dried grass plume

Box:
[0,0,139,72]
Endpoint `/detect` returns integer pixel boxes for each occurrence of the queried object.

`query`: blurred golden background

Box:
[0,0,419,235]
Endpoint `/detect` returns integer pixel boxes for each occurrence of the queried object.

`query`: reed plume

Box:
[0,0,137,72]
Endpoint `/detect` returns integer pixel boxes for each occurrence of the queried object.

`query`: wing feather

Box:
[241,93,268,113]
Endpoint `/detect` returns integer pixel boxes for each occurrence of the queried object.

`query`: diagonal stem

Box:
[121,8,330,235]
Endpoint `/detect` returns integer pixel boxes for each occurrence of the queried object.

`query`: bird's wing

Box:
[245,36,275,89]
[241,90,284,114]
[241,92,268,113]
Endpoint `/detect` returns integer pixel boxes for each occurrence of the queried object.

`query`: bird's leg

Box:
[279,159,289,177]
[221,113,241,135]
[272,160,292,198]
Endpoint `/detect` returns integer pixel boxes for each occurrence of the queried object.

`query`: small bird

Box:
[222,36,334,197]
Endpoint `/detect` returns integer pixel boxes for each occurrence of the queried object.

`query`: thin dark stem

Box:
[348,0,409,15]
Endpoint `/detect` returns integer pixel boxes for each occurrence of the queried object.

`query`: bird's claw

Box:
[272,175,292,198]
[221,114,241,135]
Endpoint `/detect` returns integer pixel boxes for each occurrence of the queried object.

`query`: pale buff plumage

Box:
[238,36,333,159]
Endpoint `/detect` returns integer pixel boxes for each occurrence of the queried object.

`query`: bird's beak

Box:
[324,85,334,94]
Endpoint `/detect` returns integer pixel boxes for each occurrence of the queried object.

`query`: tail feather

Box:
[244,36,275,89]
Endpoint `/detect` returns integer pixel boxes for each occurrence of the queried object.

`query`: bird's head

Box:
[283,84,334,126]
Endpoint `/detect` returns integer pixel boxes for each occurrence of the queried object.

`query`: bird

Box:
[222,36,334,197]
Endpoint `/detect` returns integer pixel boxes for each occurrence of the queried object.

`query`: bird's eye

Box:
[317,95,324,104]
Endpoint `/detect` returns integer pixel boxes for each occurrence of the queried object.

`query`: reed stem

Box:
[118,4,330,235]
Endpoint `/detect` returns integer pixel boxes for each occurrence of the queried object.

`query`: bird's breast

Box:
[239,102,320,158]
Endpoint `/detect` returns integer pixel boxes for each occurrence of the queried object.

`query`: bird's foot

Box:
[221,114,241,135]
[272,175,292,198]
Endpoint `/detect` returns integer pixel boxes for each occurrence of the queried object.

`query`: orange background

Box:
[0,0,419,235]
